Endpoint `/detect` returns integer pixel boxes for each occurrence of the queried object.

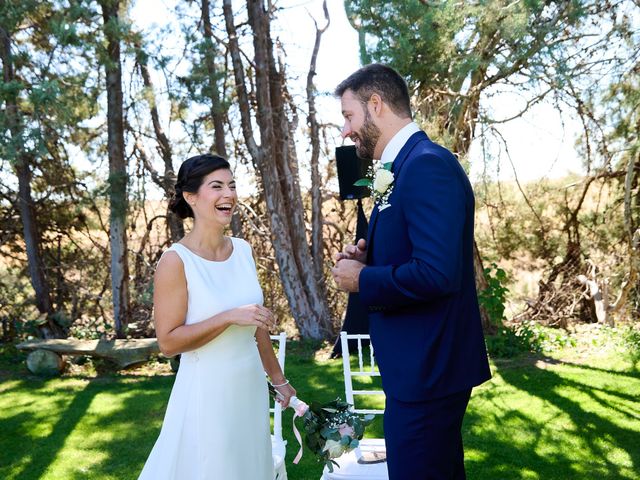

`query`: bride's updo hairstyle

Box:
[169,153,231,219]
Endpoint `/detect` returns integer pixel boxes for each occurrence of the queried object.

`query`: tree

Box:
[307,0,331,283]
[223,0,333,339]
[344,0,635,329]
[99,0,129,337]
[197,0,243,237]
[598,58,640,320]
[131,38,184,243]
[0,16,54,334]
[0,1,99,338]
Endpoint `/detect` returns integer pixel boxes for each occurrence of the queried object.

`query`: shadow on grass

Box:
[0,374,175,480]
[464,356,639,480]
[9,380,96,480]
[4,343,638,480]
[44,354,343,480]
[72,376,174,480]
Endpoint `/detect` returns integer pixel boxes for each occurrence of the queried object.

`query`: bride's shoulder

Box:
[154,250,186,292]
[229,236,251,250]
[156,247,185,271]
[229,237,256,260]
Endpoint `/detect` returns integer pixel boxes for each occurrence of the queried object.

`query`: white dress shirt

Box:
[380,121,421,165]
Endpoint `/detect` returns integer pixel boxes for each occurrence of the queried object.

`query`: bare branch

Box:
[222,0,261,160]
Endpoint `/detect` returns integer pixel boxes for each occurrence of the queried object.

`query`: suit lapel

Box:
[366,131,428,263]
[391,131,428,178]
[365,204,379,261]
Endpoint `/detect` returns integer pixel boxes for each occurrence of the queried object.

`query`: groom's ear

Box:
[369,93,383,116]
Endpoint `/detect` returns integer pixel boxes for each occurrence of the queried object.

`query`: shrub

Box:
[486,321,576,358]
[478,263,509,328]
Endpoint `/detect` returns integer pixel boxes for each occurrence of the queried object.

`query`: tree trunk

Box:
[444,73,493,331]
[0,26,61,338]
[609,153,640,319]
[100,0,129,337]
[201,0,242,237]
[307,1,330,283]
[134,41,183,243]
[223,0,333,339]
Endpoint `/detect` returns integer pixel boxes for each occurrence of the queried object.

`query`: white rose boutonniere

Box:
[354,161,394,208]
[373,168,394,194]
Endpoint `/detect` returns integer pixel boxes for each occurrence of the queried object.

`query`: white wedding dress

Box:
[139,237,273,480]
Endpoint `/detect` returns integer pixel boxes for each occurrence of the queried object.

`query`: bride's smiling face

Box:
[186,168,237,225]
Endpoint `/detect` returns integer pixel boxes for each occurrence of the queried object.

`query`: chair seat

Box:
[272,435,287,480]
[321,439,388,480]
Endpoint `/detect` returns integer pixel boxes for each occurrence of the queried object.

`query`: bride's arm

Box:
[255,328,296,407]
[154,252,273,357]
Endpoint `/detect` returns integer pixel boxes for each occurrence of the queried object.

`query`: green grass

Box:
[1,341,639,480]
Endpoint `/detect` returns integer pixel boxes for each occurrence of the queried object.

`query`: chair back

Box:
[270,332,287,442]
[340,332,384,415]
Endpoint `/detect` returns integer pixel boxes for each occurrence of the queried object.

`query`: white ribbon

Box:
[288,396,309,464]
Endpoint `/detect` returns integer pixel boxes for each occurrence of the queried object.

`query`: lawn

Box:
[0,338,639,480]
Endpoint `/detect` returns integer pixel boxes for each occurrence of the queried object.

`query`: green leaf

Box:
[353,178,372,187]
[382,162,393,171]
[321,426,338,439]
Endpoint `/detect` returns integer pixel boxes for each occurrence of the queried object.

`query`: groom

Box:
[331,64,491,479]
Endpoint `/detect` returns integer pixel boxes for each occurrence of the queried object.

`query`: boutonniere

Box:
[354,161,394,208]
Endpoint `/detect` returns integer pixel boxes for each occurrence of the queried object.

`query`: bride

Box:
[138,153,296,480]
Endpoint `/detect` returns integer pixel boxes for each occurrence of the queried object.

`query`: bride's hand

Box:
[230,304,275,331]
[274,382,296,409]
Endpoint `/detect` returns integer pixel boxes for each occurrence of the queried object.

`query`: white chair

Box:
[321,332,388,480]
[270,332,288,480]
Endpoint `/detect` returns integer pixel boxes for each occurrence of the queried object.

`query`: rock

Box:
[26,349,65,376]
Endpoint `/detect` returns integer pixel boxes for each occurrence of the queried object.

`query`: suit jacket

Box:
[359,131,491,402]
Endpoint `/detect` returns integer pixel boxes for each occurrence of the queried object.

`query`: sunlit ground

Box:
[1,339,638,480]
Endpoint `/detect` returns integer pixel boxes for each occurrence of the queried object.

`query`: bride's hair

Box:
[169,154,231,219]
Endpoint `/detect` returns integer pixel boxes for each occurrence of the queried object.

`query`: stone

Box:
[26,349,65,376]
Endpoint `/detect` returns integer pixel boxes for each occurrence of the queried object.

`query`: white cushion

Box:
[321,439,388,480]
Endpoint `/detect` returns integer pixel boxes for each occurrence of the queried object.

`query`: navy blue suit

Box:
[358,131,491,479]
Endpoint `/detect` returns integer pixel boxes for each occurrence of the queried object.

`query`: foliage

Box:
[2,0,638,340]
[581,324,640,368]
[486,321,576,358]
[475,175,639,324]
[621,325,640,367]
[0,0,114,338]
[2,0,348,340]
[477,262,509,328]
[345,0,640,325]
[297,397,373,472]
[344,0,630,157]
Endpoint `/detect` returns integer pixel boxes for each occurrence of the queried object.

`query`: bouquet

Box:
[269,383,374,472]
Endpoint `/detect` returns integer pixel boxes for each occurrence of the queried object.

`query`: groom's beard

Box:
[354,110,381,160]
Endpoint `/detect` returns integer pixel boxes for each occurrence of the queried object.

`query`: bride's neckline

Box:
[175,237,235,263]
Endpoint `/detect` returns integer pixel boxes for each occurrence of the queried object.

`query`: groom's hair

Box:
[335,64,412,119]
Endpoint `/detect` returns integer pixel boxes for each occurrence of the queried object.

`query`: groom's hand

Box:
[334,238,367,264]
[331,259,365,292]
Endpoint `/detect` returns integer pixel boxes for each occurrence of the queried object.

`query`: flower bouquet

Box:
[269,383,374,472]
[295,397,374,472]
